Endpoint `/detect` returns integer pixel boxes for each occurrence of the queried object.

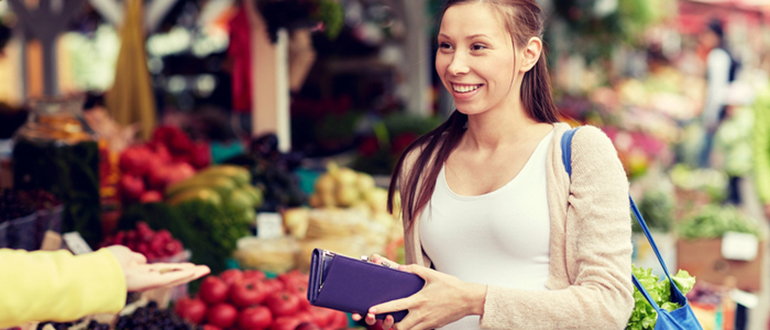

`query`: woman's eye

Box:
[439,42,453,50]
[471,44,487,51]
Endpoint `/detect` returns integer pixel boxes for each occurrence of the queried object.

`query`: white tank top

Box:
[419,130,553,330]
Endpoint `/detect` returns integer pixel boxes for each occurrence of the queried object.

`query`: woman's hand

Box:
[106,245,210,292]
[369,254,400,269]
[355,264,487,330]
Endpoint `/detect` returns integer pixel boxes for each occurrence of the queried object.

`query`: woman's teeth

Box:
[453,84,479,93]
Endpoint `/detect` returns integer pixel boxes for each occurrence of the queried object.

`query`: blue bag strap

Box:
[561,128,580,178]
[560,127,683,313]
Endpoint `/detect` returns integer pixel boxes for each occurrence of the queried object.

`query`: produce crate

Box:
[676,238,763,292]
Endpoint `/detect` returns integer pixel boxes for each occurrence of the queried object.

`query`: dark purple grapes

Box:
[115,304,200,330]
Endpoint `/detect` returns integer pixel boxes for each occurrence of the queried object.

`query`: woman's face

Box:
[436,2,518,116]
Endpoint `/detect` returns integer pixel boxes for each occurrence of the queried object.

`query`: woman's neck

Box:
[463,103,544,151]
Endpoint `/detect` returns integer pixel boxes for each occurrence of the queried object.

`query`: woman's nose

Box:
[448,53,469,76]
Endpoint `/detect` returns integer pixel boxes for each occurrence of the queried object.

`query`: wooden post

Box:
[248,2,291,152]
[403,0,431,116]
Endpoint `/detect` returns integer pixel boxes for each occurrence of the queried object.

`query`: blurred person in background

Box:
[0,20,10,57]
[698,19,741,168]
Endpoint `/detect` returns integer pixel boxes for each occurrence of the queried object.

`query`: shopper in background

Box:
[0,21,11,58]
[353,0,633,329]
[0,246,210,328]
[698,19,741,168]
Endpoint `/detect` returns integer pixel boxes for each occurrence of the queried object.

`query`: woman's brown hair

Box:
[387,0,560,229]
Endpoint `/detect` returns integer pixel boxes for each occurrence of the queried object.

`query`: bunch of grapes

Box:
[115,301,200,330]
[36,319,109,330]
[0,189,37,222]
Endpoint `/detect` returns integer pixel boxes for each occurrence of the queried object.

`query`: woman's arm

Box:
[0,248,127,328]
[478,126,634,329]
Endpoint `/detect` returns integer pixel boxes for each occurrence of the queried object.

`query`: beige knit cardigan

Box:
[399,122,634,329]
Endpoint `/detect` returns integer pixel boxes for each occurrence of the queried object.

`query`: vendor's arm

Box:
[477,126,634,329]
[0,248,127,328]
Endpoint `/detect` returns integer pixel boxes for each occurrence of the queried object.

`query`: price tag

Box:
[39,230,63,251]
[257,212,284,239]
[63,232,93,255]
[721,231,758,261]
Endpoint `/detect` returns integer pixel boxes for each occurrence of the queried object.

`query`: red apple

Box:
[120,175,145,201]
[140,190,163,203]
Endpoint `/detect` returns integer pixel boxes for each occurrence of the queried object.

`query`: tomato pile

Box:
[175,269,349,330]
[99,221,185,262]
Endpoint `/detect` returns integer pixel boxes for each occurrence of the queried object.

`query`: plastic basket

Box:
[10,213,38,250]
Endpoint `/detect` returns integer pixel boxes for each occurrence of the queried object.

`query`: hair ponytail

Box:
[387,111,467,229]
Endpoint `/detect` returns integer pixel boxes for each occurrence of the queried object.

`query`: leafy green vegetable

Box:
[634,190,673,233]
[677,204,761,240]
[627,265,696,330]
[117,200,252,275]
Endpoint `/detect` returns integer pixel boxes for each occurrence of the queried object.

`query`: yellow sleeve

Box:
[0,248,127,328]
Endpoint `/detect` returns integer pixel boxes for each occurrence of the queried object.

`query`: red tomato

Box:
[230,277,268,308]
[266,292,300,317]
[269,316,301,330]
[295,322,322,330]
[206,303,239,329]
[263,279,285,295]
[243,269,266,281]
[200,276,229,305]
[202,325,222,330]
[174,296,207,324]
[219,269,244,286]
[308,307,334,328]
[328,311,349,330]
[237,306,273,330]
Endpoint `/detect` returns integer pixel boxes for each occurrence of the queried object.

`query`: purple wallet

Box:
[307,248,425,322]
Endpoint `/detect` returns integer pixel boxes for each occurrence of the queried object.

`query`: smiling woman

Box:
[349,0,635,330]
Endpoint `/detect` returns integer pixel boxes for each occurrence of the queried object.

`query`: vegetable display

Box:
[676,204,761,240]
[626,265,696,330]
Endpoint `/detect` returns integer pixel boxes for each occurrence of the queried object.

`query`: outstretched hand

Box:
[106,245,210,292]
[353,264,486,330]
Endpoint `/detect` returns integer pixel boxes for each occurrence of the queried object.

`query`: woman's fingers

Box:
[382,315,395,329]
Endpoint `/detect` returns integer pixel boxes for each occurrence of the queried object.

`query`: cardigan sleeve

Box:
[479,126,634,330]
[0,248,127,328]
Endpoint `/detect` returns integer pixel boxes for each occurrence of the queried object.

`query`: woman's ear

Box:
[520,37,542,72]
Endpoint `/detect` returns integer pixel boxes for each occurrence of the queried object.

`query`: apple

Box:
[140,190,163,203]
[119,146,152,176]
[120,175,145,201]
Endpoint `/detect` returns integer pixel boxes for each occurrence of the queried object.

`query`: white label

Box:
[63,232,93,255]
[730,289,759,308]
[257,212,284,239]
[721,231,758,261]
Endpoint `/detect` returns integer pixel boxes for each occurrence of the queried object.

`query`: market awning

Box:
[677,0,767,34]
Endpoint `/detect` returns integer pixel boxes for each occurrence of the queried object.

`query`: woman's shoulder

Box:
[571,125,615,150]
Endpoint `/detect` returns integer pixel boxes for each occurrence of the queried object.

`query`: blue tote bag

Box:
[561,127,703,330]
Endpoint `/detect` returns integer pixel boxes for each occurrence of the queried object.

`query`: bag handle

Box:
[560,127,684,312]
